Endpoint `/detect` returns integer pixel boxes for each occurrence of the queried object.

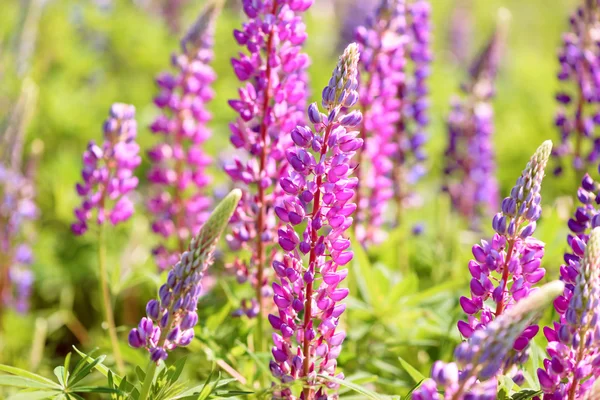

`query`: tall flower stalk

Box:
[457,140,552,380]
[443,10,509,226]
[72,103,141,374]
[131,189,241,400]
[412,281,565,400]
[553,0,600,175]
[147,1,220,271]
[537,188,600,398]
[269,43,362,400]
[224,0,312,343]
[354,0,431,244]
[0,80,39,316]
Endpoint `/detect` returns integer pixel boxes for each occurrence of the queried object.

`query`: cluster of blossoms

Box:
[129,189,241,362]
[354,0,432,244]
[0,166,37,313]
[443,12,509,225]
[72,103,140,235]
[537,183,600,398]
[269,43,362,400]
[147,3,219,270]
[412,281,565,400]
[553,0,600,175]
[457,141,552,380]
[224,0,312,318]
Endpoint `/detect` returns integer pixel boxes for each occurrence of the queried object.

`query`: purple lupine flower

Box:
[536,222,600,397]
[413,281,564,400]
[353,0,431,244]
[147,3,219,271]
[553,1,600,175]
[447,0,473,65]
[72,103,140,235]
[129,189,241,362]
[224,0,312,318]
[269,43,362,399]
[335,0,377,52]
[443,12,509,226]
[0,165,38,313]
[457,140,552,380]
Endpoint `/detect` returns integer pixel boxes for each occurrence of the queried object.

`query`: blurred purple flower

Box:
[553,1,600,175]
[443,13,509,226]
[72,103,140,235]
[269,43,361,399]
[147,3,219,271]
[354,0,432,244]
[223,0,312,319]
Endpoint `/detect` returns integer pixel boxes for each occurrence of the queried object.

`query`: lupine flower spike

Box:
[224,0,312,322]
[354,0,432,244]
[147,1,221,271]
[553,0,600,175]
[443,9,510,226]
[457,140,552,382]
[129,189,242,362]
[270,43,362,400]
[0,81,39,314]
[72,103,140,235]
[412,281,565,400]
[537,227,600,399]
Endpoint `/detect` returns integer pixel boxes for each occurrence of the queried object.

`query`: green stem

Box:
[139,361,158,400]
[97,224,125,374]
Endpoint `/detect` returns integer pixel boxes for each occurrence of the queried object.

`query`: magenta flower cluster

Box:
[354,0,432,244]
[537,174,600,399]
[268,43,362,399]
[553,1,600,175]
[457,141,551,380]
[443,20,507,225]
[147,5,217,270]
[413,281,565,400]
[72,103,140,235]
[224,0,312,318]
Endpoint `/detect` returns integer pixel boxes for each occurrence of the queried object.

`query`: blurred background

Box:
[0,0,585,397]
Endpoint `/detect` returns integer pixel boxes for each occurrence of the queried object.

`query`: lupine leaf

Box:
[8,391,59,400]
[0,375,57,389]
[317,375,386,400]
[398,357,425,383]
[511,390,542,400]
[0,365,61,388]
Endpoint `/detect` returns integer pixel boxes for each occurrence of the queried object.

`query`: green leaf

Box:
[8,391,58,400]
[511,390,542,400]
[68,355,106,387]
[53,367,66,387]
[317,375,385,400]
[0,375,58,390]
[0,365,61,389]
[402,380,424,400]
[398,357,425,384]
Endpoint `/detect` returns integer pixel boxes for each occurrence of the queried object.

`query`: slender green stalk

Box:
[97,224,125,374]
[139,361,158,400]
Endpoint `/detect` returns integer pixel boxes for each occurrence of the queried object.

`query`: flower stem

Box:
[139,361,158,400]
[97,224,125,375]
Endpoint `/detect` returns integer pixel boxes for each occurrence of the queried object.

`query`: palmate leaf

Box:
[0,365,61,389]
[511,390,542,400]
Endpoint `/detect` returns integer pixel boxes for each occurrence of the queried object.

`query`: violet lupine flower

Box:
[553,0,600,175]
[412,281,565,400]
[447,0,473,65]
[269,43,362,400]
[536,227,600,397]
[147,3,219,271]
[335,0,377,52]
[129,189,241,362]
[443,13,509,226]
[0,166,38,313]
[224,0,312,318]
[457,140,552,379]
[72,104,140,235]
[353,0,432,244]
